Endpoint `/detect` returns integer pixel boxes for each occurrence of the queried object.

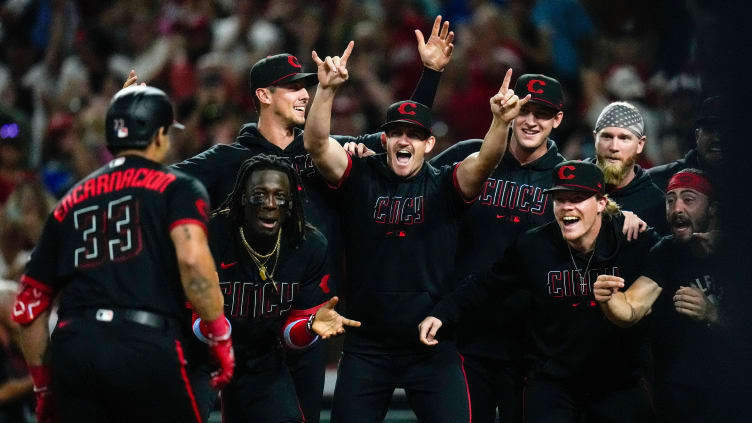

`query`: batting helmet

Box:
[105,86,184,150]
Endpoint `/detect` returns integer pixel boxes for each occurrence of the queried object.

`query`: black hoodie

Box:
[430,139,565,361]
[585,159,669,235]
[647,148,707,192]
[171,68,442,295]
[432,215,660,384]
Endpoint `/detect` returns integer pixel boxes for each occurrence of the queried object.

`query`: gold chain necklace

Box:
[239,227,282,289]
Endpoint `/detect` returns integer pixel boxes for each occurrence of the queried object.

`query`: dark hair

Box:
[213,154,309,247]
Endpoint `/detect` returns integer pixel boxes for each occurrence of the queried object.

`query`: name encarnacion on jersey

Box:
[54,168,177,222]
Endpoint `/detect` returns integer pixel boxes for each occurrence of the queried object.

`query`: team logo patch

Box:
[526,79,546,94]
[397,102,418,115]
[288,56,302,69]
[113,118,128,138]
[195,198,209,221]
[558,165,576,180]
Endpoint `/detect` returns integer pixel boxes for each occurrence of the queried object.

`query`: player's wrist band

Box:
[305,313,316,333]
[193,317,232,344]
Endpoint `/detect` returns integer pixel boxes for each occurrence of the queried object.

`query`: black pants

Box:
[222,350,303,423]
[462,355,522,423]
[50,317,202,423]
[286,340,327,423]
[331,344,471,423]
[524,375,654,423]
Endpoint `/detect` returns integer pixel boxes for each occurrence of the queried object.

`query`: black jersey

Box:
[171,126,381,298]
[331,154,470,354]
[208,213,329,363]
[430,139,565,361]
[432,215,660,383]
[585,159,669,235]
[647,148,704,192]
[642,236,726,387]
[23,155,210,319]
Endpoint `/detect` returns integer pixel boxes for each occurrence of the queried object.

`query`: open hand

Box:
[490,69,530,124]
[312,41,354,90]
[415,15,454,71]
[312,296,361,339]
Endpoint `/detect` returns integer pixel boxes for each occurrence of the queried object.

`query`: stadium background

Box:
[1,0,748,422]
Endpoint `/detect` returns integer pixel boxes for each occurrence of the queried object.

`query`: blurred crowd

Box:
[0,0,719,418]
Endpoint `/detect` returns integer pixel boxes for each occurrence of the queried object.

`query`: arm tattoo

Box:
[187,276,211,295]
[182,226,192,240]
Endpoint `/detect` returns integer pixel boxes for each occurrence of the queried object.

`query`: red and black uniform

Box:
[432,215,660,423]
[430,138,565,423]
[329,153,472,423]
[204,213,330,423]
[19,155,210,422]
[172,67,441,423]
[642,236,730,423]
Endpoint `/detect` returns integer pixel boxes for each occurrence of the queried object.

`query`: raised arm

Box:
[455,69,529,200]
[303,42,355,185]
[594,274,662,328]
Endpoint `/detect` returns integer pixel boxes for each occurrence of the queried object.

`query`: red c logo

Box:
[526,79,546,94]
[397,102,418,115]
[287,56,302,69]
[558,165,576,180]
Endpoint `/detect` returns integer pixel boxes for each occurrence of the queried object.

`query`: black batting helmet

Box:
[105,86,184,151]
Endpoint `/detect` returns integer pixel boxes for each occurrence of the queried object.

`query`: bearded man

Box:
[593,168,728,423]
[587,101,668,234]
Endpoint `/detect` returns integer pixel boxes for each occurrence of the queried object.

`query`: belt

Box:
[67,308,176,330]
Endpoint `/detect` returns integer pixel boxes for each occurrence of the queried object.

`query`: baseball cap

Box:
[250,54,318,92]
[695,96,722,127]
[380,101,432,137]
[544,161,605,196]
[514,74,564,111]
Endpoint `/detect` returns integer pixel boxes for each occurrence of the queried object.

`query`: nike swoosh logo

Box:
[496,214,505,219]
[220,261,237,269]
[571,302,582,307]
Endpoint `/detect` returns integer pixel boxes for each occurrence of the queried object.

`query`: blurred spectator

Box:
[0,180,55,281]
[530,0,595,86]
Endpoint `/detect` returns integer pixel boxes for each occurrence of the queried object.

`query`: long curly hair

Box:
[213,154,309,248]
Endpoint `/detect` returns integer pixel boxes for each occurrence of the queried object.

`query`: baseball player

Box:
[303,40,527,422]
[594,168,727,423]
[190,154,359,422]
[429,73,567,423]
[163,16,455,423]
[12,86,233,423]
[421,161,660,423]
[648,96,723,191]
[587,101,669,234]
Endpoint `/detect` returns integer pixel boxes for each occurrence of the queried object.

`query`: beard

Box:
[597,154,635,187]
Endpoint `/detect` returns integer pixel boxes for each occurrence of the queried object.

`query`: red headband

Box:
[667,171,713,197]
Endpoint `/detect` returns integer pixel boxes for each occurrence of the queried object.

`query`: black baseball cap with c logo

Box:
[514,74,564,111]
[544,160,605,196]
[250,54,318,91]
[380,100,432,137]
